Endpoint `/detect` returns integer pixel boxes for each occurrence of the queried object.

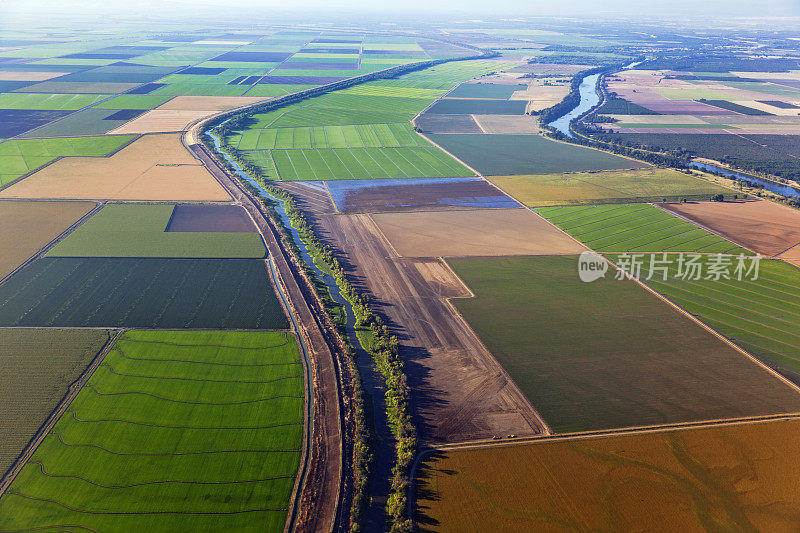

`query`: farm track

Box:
[317,212,549,443]
[189,143,350,533]
[0,329,121,499]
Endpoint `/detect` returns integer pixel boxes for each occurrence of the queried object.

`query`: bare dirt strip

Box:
[369,208,587,258]
[318,212,549,443]
[658,199,800,259]
[191,143,348,533]
[0,134,230,201]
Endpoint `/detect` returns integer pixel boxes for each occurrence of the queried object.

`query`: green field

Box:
[229,123,429,150]
[0,330,303,532]
[0,135,136,186]
[537,204,751,254]
[0,329,109,479]
[47,204,266,258]
[0,258,287,329]
[270,146,474,180]
[446,83,526,99]
[635,257,800,382]
[94,94,173,110]
[0,93,109,110]
[447,255,800,432]
[427,134,648,176]
[487,169,731,206]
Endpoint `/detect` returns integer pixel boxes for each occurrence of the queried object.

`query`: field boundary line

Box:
[0,329,123,498]
[0,201,104,288]
[607,255,800,397]
[653,202,758,255]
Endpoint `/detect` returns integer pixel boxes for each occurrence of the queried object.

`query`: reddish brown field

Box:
[416,419,800,532]
[658,199,800,256]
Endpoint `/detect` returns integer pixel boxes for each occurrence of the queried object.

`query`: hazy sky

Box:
[4,0,800,20]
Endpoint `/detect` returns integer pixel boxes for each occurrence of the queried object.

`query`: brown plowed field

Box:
[274,181,337,216]
[0,200,95,279]
[107,110,220,134]
[416,419,800,532]
[658,199,800,257]
[319,213,548,443]
[369,208,586,258]
[471,115,540,134]
[0,134,230,201]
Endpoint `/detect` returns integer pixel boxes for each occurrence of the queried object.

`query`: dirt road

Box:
[318,212,549,443]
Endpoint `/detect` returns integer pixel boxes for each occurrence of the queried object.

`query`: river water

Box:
[206,131,391,531]
[548,73,601,137]
[690,161,800,200]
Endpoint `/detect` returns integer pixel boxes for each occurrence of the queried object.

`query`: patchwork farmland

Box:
[537,203,752,254]
[0,330,304,532]
[3,14,800,533]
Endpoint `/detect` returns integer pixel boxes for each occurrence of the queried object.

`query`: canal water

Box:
[206,130,392,531]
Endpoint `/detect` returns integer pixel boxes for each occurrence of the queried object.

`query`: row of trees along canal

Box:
[205,46,497,532]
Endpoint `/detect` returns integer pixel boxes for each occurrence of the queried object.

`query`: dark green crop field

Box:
[0,330,303,532]
[447,255,800,433]
[0,258,287,329]
[425,98,527,115]
[633,257,800,383]
[0,329,109,479]
[427,134,648,176]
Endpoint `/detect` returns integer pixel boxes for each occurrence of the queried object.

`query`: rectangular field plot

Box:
[229,123,429,150]
[0,135,136,186]
[426,98,527,115]
[0,200,95,278]
[0,330,302,532]
[47,204,265,258]
[658,199,800,257]
[167,204,257,232]
[448,255,800,432]
[537,204,751,255]
[0,92,109,110]
[0,109,70,138]
[636,257,800,382]
[447,82,527,99]
[427,134,647,175]
[373,208,585,257]
[416,419,800,531]
[325,177,521,213]
[271,146,474,181]
[414,113,483,134]
[0,329,109,478]
[0,258,287,329]
[488,169,731,206]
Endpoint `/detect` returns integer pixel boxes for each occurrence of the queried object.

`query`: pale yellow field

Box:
[472,115,540,134]
[156,95,268,111]
[0,133,230,201]
[0,71,66,82]
[107,110,222,134]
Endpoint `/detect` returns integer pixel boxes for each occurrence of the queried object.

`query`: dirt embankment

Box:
[318,212,549,443]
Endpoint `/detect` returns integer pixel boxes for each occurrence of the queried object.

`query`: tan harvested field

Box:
[472,114,540,134]
[156,95,267,111]
[0,134,230,201]
[416,419,800,532]
[319,213,548,442]
[510,83,569,111]
[0,200,95,278]
[780,244,800,267]
[107,110,222,134]
[658,199,800,256]
[0,71,66,82]
[370,208,587,258]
